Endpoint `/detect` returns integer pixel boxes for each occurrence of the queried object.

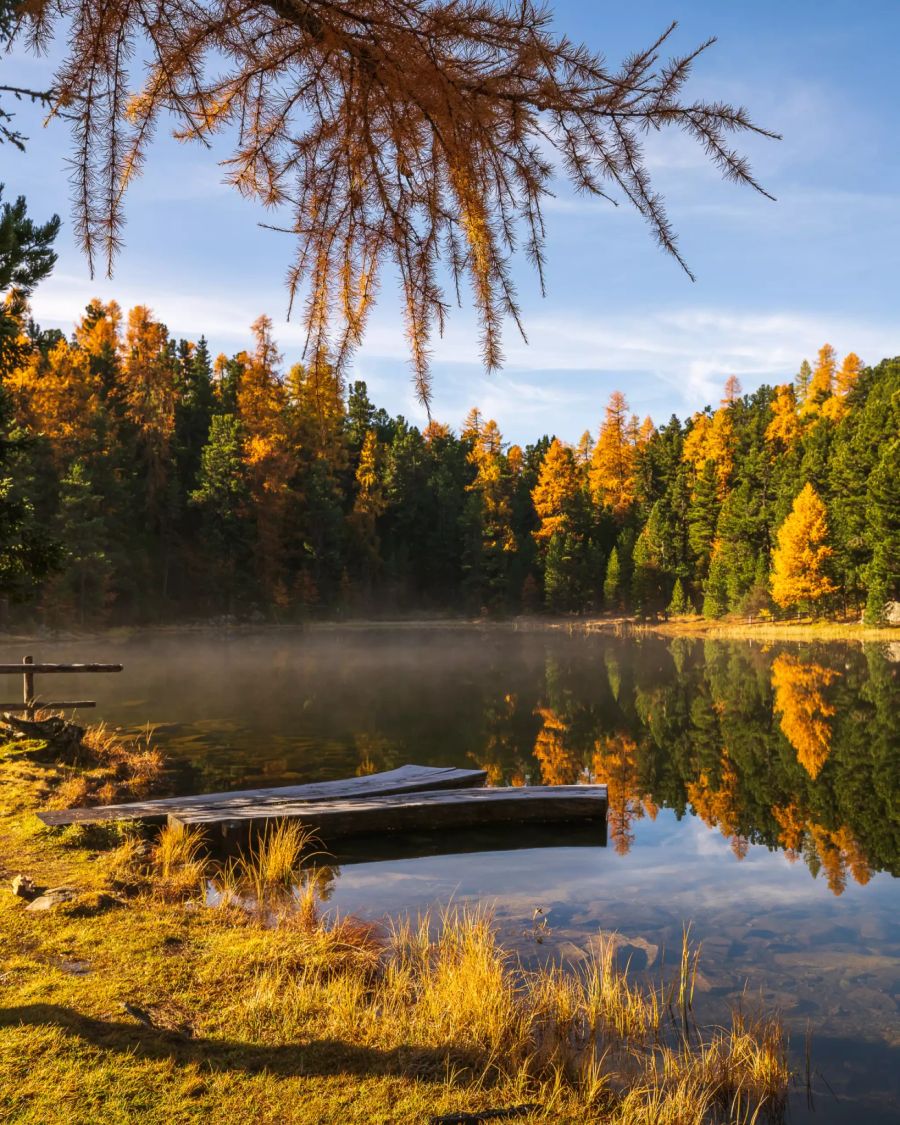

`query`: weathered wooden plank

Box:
[0,663,123,674]
[36,764,489,827]
[1,701,97,711]
[173,785,609,845]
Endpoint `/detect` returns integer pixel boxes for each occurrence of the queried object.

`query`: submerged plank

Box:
[36,764,488,827]
[171,784,609,845]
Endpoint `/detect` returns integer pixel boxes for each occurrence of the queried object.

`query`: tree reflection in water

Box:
[463,638,895,895]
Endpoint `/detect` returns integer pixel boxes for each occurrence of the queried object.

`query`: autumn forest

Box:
[1,298,896,628]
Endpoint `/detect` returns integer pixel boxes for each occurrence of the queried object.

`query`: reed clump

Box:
[151,822,208,901]
[214,820,323,910]
[199,904,792,1122]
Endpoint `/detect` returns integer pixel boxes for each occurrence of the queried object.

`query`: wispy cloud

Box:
[28,273,897,440]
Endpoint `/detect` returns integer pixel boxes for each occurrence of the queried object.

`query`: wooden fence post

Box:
[23,655,34,721]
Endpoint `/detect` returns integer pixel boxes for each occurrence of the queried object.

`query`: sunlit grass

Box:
[151,822,208,901]
[202,903,791,1122]
[33,716,165,807]
[218,819,321,907]
[2,726,796,1123]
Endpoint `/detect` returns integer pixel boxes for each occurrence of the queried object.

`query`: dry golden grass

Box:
[151,822,209,902]
[46,773,91,809]
[200,902,790,1122]
[2,725,795,1123]
[227,820,323,906]
[81,721,165,796]
[27,716,166,809]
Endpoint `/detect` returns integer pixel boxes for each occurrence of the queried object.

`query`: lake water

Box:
[25,627,899,1122]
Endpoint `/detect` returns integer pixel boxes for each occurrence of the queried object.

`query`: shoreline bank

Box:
[0,613,895,646]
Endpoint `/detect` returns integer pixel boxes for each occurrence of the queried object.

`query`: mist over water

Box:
[23,626,899,1122]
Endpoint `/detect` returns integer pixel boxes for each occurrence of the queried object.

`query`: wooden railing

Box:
[0,656,123,719]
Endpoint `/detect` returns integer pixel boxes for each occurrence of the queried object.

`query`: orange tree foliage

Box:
[588,391,637,520]
[765,384,800,447]
[237,316,296,600]
[682,404,734,495]
[771,805,871,894]
[770,653,838,779]
[532,438,581,544]
[685,755,748,860]
[770,483,837,610]
[349,428,386,564]
[800,343,836,417]
[20,2,775,403]
[121,306,176,507]
[463,409,517,556]
[721,374,742,405]
[8,338,102,458]
[821,350,863,424]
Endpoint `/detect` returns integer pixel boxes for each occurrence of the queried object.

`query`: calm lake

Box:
[33,627,900,1123]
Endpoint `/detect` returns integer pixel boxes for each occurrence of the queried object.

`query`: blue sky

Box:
[4,1,899,443]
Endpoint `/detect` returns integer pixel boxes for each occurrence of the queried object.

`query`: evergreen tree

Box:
[686,459,720,590]
[864,438,900,622]
[603,546,622,609]
[667,576,689,616]
[190,415,251,612]
[631,502,671,616]
[0,187,61,601]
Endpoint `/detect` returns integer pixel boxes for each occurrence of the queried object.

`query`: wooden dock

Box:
[36,761,608,847]
[173,785,609,847]
[36,764,488,827]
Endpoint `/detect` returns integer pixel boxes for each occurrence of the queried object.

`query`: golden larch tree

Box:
[835,351,862,397]
[589,391,636,520]
[770,483,837,610]
[800,343,836,417]
[8,338,102,459]
[772,802,805,860]
[20,2,776,403]
[463,410,517,556]
[349,429,386,565]
[288,354,346,467]
[591,732,646,855]
[765,384,800,447]
[237,316,296,602]
[685,754,748,859]
[532,438,581,544]
[682,406,734,495]
[575,430,594,467]
[821,350,863,424]
[120,305,176,515]
[533,707,581,786]
[721,374,742,406]
[74,299,122,358]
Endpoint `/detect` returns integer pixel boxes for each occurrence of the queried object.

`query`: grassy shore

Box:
[0,723,794,1124]
[627,615,897,644]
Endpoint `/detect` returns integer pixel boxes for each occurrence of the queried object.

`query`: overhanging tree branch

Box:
[14,1,779,404]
